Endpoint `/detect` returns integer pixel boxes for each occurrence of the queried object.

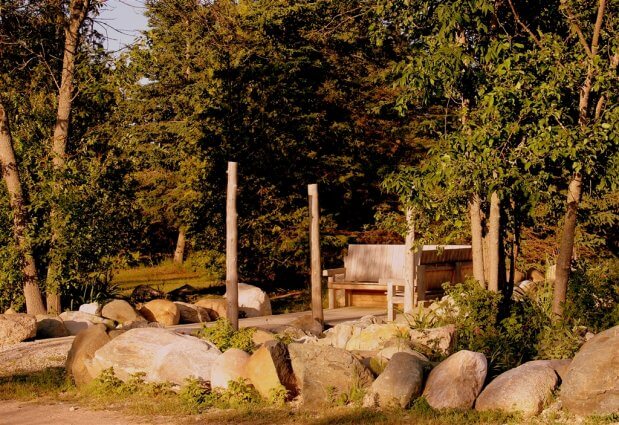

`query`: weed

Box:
[195,318,256,353]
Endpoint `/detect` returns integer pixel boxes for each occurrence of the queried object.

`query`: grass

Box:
[112,260,220,295]
[5,369,618,425]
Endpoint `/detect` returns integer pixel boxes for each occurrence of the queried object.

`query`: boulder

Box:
[58,311,115,336]
[345,324,410,352]
[527,359,572,381]
[4,308,17,315]
[88,328,221,385]
[0,313,37,346]
[130,285,165,304]
[289,315,323,336]
[475,361,559,416]
[0,337,73,378]
[245,340,296,399]
[139,299,180,326]
[101,300,141,323]
[409,324,456,355]
[78,302,101,316]
[120,320,163,330]
[529,269,545,282]
[194,298,227,320]
[288,343,374,407]
[377,342,429,364]
[35,315,70,339]
[252,328,277,347]
[174,302,211,324]
[363,352,425,408]
[422,350,487,409]
[211,348,250,390]
[225,283,272,318]
[561,325,619,416]
[65,324,111,387]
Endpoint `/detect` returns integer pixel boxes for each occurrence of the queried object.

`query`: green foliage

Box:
[195,318,256,353]
[267,384,288,406]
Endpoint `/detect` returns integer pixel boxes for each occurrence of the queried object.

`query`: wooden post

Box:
[226,162,239,330]
[308,184,324,324]
[404,207,415,313]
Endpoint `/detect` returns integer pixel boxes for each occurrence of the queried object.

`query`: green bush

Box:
[195,318,256,353]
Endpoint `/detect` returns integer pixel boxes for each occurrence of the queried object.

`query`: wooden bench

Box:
[323,244,473,315]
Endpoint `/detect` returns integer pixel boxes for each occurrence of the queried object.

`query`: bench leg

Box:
[328,288,335,309]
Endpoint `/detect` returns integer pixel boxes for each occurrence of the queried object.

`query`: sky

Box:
[97,0,149,53]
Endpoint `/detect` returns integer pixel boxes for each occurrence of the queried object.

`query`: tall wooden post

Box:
[226,162,239,330]
[308,184,323,324]
[404,207,415,313]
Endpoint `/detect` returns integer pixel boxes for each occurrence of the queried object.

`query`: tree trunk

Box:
[46,0,90,313]
[173,228,186,264]
[0,103,46,315]
[487,191,501,292]
[553,174,582,317]
[226,162,239,330]
[469,194,485,286]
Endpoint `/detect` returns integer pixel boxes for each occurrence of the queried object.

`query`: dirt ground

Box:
[0,400,173,425]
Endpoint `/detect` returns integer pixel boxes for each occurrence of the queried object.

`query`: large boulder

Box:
[174,302,211,324]
[101,300,141,324]
[211,348,250,390]
[561,325,619,416]
[422,350,487,410]
[409,324,456,356]
[225,283,272,318]
[345,324,410,351]
[35,315,70,339]
[58,311,115,336]
[527,359,572,381]
[194,298,227,320]
[88,328,221,385]
[363,352,425,408]
[139,299,180,326]
[66,324,111,387]
[0,337,73,378]
[245,340,296,399]
[0,313,37,346]
[475,361,559,416]
[288,343,374,407]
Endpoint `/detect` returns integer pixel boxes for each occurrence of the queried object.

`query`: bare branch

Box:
[560,0,593,57]
[590,0,607,56]
[507,0,543,48]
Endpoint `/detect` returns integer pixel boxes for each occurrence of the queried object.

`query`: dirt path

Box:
[0,400,174,425]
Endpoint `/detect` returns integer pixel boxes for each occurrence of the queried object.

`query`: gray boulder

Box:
[561,325,619,416]
[476,361,559,416]
[58,311,115,335]
[35,315,70,339]
[245,340,296,399]
[288,343,374,407]
[363,352,425,408]
[211,348,250,390]
[174,302,211,323]
[101,300,141,323]
[0,313,37,346]
[65,324,111,387]
[422,350,487,409]
[88,328,221,385]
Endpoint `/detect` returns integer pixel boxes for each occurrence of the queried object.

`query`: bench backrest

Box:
[343,244,473,282]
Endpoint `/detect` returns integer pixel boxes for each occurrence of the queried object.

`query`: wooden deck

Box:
[172,306,386,334]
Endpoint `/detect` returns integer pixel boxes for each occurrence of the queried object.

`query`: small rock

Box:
[78,302,101,316]
[409,324,456,356]
[194,298,227,320]
[476,361,559,416]
[288,343,373,407]
[245,340,296,399]
[130,285,165,304]
[139,299,180,326]
[289,315,323,336]
[4,308,17,315]
[363,352,425,408]
[101,300,141,323]
[211,348,250,390]
[0,313,37,346]
[174,302,211,323]
[58,311,115,336]
[422,350,487,409]
[35,315,70,339]
[66,324,111,387]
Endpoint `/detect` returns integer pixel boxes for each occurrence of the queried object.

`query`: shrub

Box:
[195,318,256,353]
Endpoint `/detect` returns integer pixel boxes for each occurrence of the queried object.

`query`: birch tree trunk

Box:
[46,0,90,313]
[469,194,485,286]
[0,103,46,315]
[173,228,186,264]
[487,192,501,292]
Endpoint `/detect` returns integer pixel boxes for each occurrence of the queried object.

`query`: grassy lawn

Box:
[1,369,617,425]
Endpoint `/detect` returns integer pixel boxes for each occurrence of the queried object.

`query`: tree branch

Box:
[590,0,607,56]
[507,0,543,48]
[560,0,593,57]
